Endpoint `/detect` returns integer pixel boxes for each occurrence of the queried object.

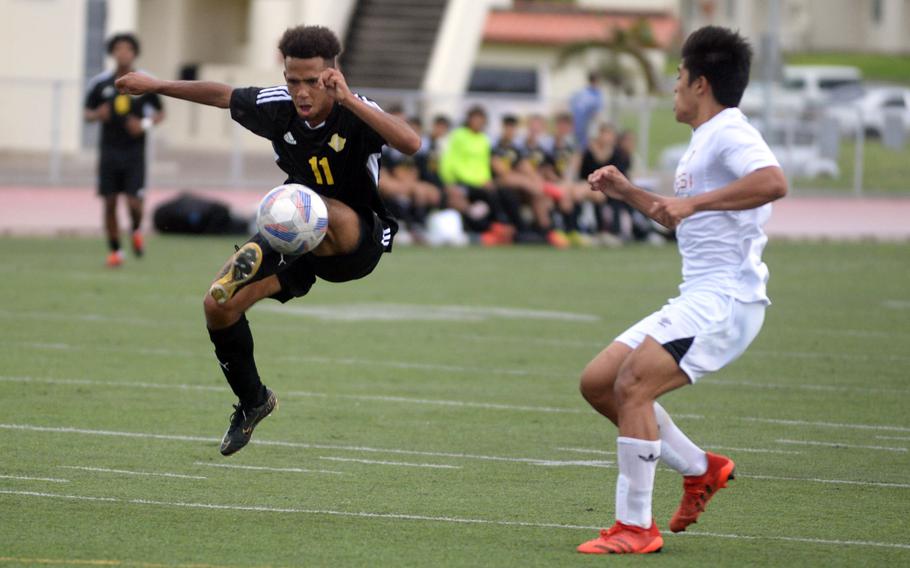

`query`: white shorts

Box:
[615,292,766,382]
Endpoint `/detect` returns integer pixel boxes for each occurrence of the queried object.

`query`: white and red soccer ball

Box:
[256,183,329,255]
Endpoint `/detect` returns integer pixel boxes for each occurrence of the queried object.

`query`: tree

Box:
[558,18,662,118]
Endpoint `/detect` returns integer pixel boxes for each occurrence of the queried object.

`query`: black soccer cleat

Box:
[209,242,263,305]
[219,388,278,456]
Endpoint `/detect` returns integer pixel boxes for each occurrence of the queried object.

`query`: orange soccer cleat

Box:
[106,250,124,268]
[131,230,145,257]
[577,520,663,555]
[546,229,570,249]
[669,451,736,533]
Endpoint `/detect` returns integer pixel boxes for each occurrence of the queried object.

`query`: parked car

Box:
[740,65,863,118]
[823,86,910,137]
[782,65,863,108]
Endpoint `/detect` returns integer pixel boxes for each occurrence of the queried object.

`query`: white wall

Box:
[423,0,495,120]
[0,0,87,152]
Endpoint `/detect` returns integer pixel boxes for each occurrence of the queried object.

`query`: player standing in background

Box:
[115,25,420,456]
[575,26,787,554]
[84,33,164,267]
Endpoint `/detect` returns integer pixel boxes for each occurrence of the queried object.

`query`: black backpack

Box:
[153,192,249,235]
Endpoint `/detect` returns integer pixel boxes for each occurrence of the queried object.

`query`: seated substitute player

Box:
[115,25,420,455]
[84,33,165,267]
[575,26,787,554]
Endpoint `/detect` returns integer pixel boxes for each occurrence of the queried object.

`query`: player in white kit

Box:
[576,26,788,554]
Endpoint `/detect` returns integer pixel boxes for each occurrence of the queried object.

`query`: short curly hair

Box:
[278,26,342,65]
[107,33,140,56]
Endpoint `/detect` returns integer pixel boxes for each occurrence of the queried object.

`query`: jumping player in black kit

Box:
[85,33,164,267]
[115,26,420,455]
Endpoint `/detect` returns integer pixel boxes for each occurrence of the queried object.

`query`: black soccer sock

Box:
[564,204,580,233]
[208,314,267,407]
[130,209,142,232]
[108,238,121,252]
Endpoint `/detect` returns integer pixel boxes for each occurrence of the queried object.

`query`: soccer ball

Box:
[256,183,329,255]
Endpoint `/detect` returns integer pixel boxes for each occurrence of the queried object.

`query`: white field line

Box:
[0,423,610,468]
[6,342,567,379]
[4,375,910,433]
[776,439,908,453]
[699,378,910,397]
[0,375,584,414]
[741,474,910,489]
[674,529,910,551]
[318,457,461,470]
[876,435,910,441]
[556,445,803,456]
[258,303,601,323]
[193,462,345,476]
[2,489,909,550]
[11,339,910,406]
[0,309,170,328]
[883,300,910,309]
[742,417,910,433]
[750,349,910,363]
[59,465,207,480]
[0,474,69,483]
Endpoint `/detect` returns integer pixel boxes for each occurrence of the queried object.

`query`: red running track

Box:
[1,186,909,241]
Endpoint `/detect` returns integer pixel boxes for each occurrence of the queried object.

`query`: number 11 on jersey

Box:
[308,156,335,185]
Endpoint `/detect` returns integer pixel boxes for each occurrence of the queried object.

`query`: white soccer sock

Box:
[615,436,661,528]
[653,402,708,476]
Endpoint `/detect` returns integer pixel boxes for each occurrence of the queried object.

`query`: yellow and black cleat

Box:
[209,242,263,305]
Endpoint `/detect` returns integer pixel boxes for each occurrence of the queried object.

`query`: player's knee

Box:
[203,292,237,325]
[614,364,648,408]
[579,363,613,406]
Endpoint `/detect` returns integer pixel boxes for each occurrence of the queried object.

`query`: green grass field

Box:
[1,236,908,567]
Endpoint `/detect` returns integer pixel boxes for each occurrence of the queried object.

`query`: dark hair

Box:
[555,112,572,123]
[501,114,519,126]
[107,33,140,56]
[386,103,405,116]
[278,25,342,64]
[465,105,487,121]
[681,26,752,107]
[432,114,452,127]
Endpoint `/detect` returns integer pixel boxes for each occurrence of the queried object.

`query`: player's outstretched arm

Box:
[588,165,675,226]
[650,166,787,228]
[320,68,421,155]
[116,72,233,109]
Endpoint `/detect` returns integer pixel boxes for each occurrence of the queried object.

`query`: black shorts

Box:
[244,207,389,303]
[98,147,146,197]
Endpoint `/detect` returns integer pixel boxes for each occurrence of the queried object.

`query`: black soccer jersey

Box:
[84,70,163,151]
[552,138,576,178]
[491,139,523,174]
[523,140,554,171]
[230,86,397,239]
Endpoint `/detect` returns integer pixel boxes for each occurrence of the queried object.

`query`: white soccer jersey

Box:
[673,107,780,304]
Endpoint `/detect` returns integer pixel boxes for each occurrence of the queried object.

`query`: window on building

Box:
[872,0,883,23]
[468,67,539,94]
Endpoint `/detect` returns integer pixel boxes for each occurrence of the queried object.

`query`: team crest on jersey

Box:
[328,133,346,153]
[283,131,297,145]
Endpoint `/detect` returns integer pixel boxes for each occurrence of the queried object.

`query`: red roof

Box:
[483,9,679,48]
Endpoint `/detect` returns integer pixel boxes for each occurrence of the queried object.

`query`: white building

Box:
[681,0,910,53]
[1,0,905,155]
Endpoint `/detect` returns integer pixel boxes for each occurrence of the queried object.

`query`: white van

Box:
[781,65,863,107]
[739,65,863,117]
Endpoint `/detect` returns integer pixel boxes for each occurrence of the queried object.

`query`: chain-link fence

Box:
[1,77,906,195]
